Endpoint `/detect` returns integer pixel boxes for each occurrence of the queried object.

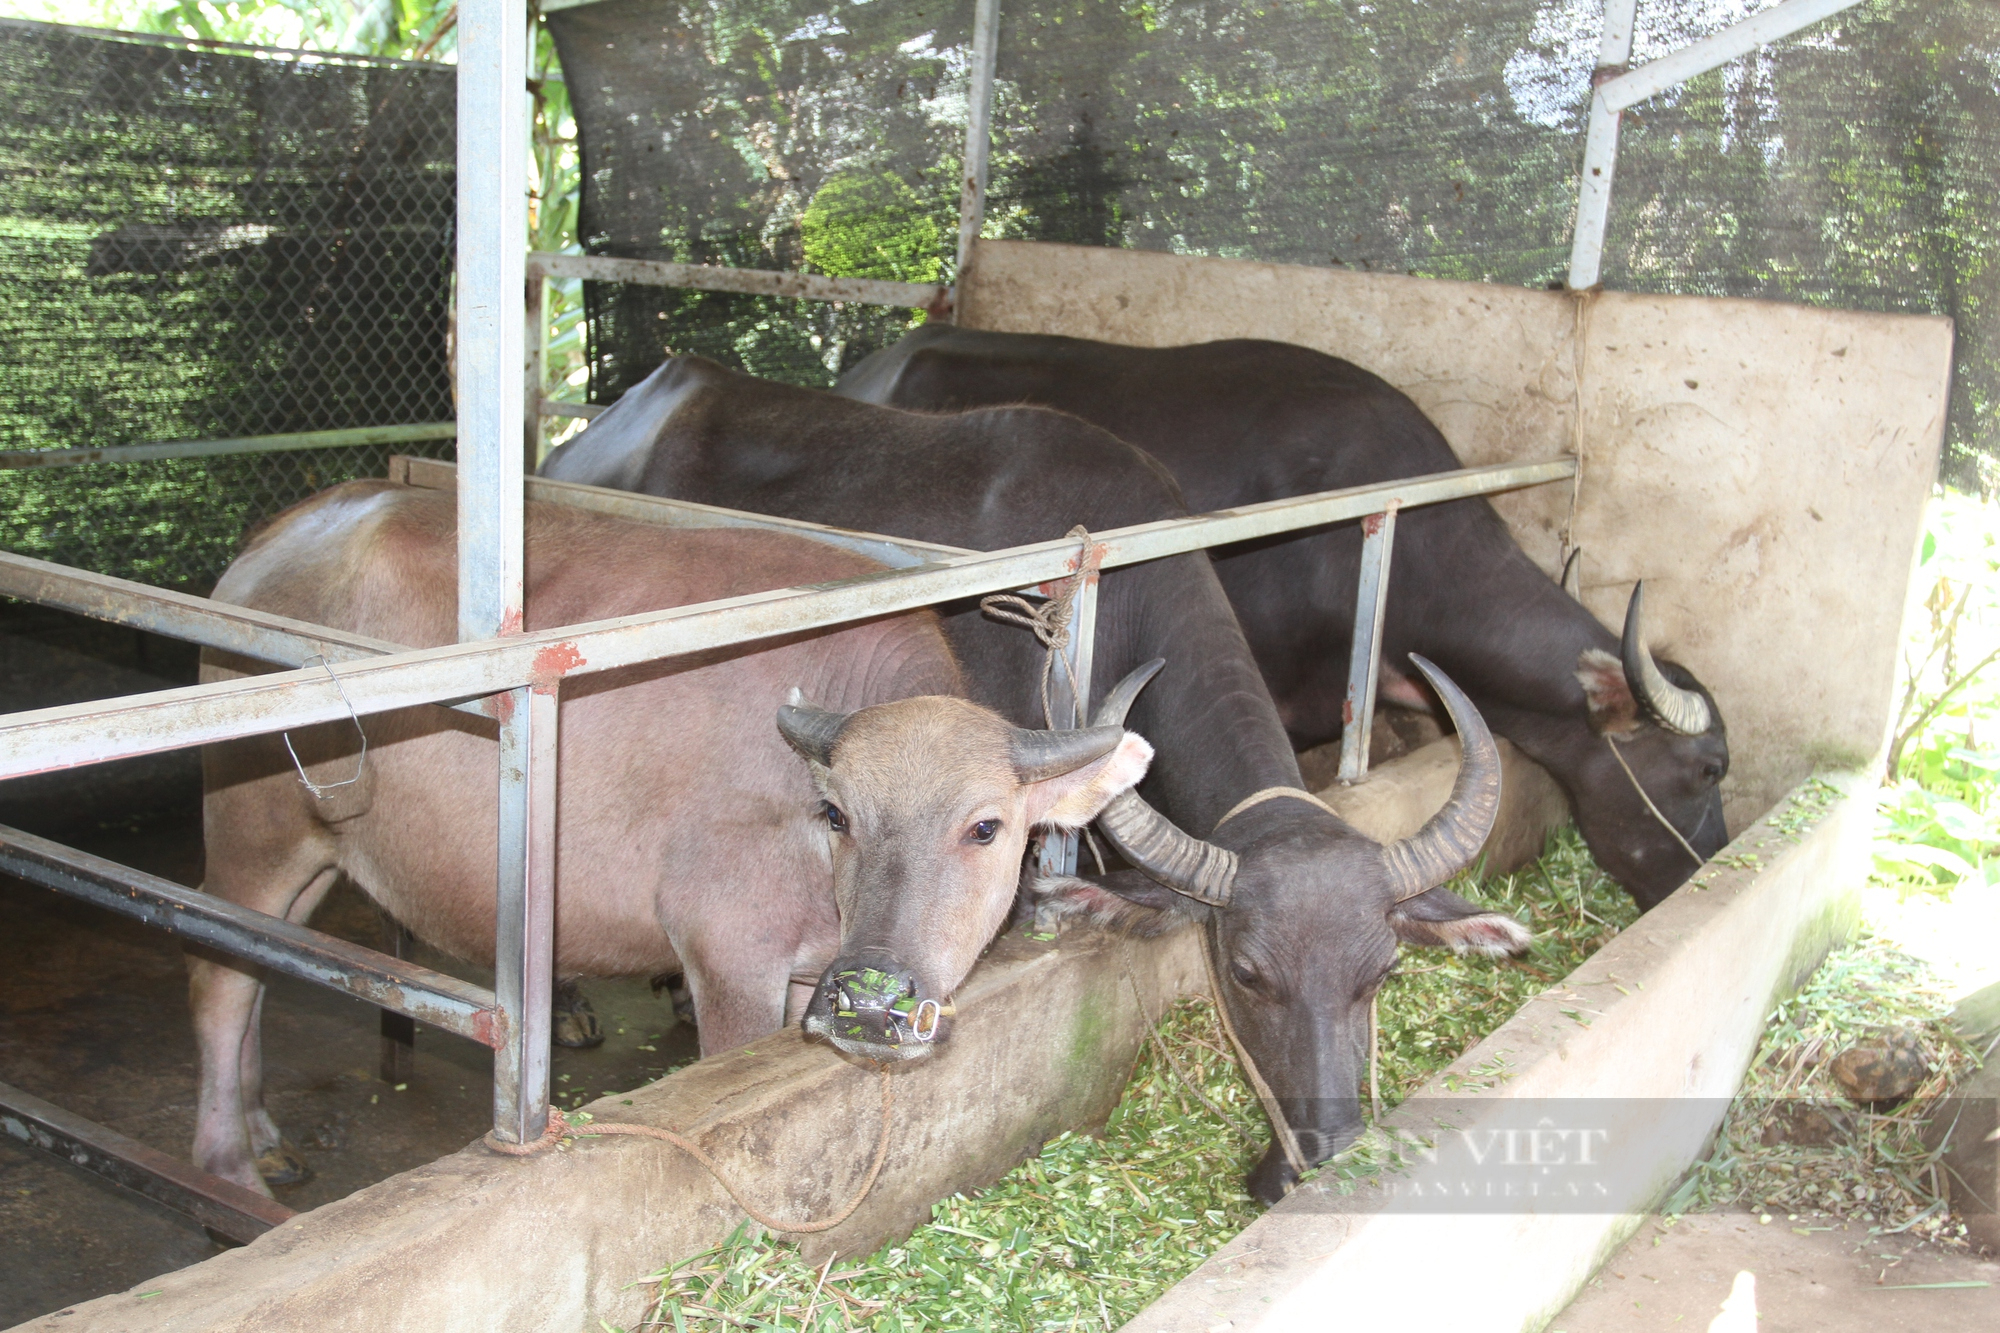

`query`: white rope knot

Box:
[980,525,1100,728]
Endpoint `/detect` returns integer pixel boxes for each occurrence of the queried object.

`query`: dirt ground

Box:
[1551,1211,1999,1331]
[0,813,700,1328]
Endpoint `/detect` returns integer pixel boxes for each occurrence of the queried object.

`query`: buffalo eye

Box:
[968,818,1000,845]
[1701,761,1725,782]
[1229,959,1259,989]
[823,802,849,834]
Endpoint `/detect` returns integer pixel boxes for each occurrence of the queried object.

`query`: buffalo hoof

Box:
[648,971,696,1027]
[552,978,604,1049]
[255,1141,312,1187]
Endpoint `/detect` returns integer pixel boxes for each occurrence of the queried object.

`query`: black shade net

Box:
[0,20,456,589]
[549,0,1998,491]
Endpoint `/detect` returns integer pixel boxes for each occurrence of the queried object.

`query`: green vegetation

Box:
[1874,491,2000,892]
[615,828,1633,1333]
[800,172,943,286]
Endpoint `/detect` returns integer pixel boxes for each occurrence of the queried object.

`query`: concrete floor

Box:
[0,810,699,1327]
[1552,1212,2000,1332]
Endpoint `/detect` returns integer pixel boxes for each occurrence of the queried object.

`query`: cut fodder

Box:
[1667,933,1984,1246]
[623,827,1632,1332]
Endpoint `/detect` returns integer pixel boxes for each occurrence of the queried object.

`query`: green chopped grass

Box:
[624,827,1633,1331]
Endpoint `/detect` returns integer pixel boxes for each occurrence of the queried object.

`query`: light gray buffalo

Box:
[192,481,1152,1193]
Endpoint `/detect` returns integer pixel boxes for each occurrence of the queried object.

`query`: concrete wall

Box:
[11,927,1202,1333]
[961,241,1953,830]
[1122,769,1872,1332]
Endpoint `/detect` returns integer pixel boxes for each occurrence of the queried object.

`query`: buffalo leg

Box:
[681,949,793,1056]
[188,863,339,1195]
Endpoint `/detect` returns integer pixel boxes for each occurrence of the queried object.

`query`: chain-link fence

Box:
[0,19,457,590]
[549,0,1997,491]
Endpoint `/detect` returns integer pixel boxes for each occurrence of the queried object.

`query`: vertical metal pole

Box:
[954,0,1001,293]
[492,684,557,1144]
[1036,542,1101,885]
[524,260,547,475]
[456,0,528,642]
[378,917,416,1085]
[1337,506,1399,785]
[1567,0,1639,290]
[459,0,536,1143]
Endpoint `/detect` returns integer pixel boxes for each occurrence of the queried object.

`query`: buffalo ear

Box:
[1389,886,1532,958]
[1025,867,1192,937]
[1023,732,1154,831]
[1576,648,1641,738]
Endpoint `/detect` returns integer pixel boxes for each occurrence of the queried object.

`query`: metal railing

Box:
[0,441,1573,1241]
[0,0,1592,1255]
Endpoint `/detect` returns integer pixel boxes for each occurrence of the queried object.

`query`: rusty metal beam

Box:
[396,454,970,569]
[0,550,401,668]
[0,458,1576,781]
[0,824,506,1049]
[0,1080,295,1244]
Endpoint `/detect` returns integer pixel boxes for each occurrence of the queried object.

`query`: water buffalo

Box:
[541,356,1528,1202]
[194,481,1152,1192]
[837,325,1731,909]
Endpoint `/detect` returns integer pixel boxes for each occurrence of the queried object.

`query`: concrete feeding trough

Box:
[11,245,1951,1332]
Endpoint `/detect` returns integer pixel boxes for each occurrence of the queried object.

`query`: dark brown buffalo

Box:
[541,357,1526,1202]
[837,325,1730,909]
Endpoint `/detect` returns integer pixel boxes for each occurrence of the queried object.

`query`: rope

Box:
[1213,785,1336,829]
[484,1065,895,1235]
[1604,734,1705,868]
[980,526,1099,729]
[1197,924,1309,1179]
[1368,992,1382,1126]
[1116,943,1260,1146]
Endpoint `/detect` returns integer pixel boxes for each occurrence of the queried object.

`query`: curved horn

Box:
[1010,725,1125,783]
[1082,658,1238,907]
[1560,547,1583,600]
[1090,658,1166,729]
[777,692,850,766]
[1382,655,1503,903]
[1095,791,1240,908]
[1620,583,1712,737]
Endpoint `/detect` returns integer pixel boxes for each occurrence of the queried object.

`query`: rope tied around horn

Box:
[980,526,1101,730]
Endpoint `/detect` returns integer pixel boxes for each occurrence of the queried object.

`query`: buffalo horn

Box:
[1560,547,1583,600]
[1010,725,1126,782]
[1085,658,1240,908]
[777,691,850,765]
[1619,583,1712,737]
[1381,655,1504,903]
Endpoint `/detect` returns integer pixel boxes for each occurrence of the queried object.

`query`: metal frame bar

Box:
[0,459,1575,783]
[491,684,558,1142]
[1568,0,1864,289]
[458,0,537,1143]
[0,452,1571,1223]
[956,0,1002,289]
[0,1080,295,1244]
[528,253,947,312]
[1337,505,1399,784]
[393,454,969,569]
[1036,536,1103,881]
[0,422,455,471]
[0,823,505,1046]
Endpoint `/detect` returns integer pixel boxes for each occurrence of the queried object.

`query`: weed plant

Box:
[1664,934,1981,1247]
